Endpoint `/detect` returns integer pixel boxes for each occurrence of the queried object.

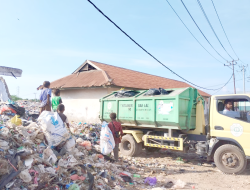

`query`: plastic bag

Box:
[80,141,92,150]
[38,111,70,147]
[114,90,136,98]
[172,179,186,189]
[58,155,78,168]
[121,175,133,183]
[70,174,86,181]
[68,184,80,190]
[45,167,56,175]
[100,122,115,155]
[63,138,76,152]
[7,104,25,117]
[145,177,157,186]
[0,105,16,114]
[10,115,22,126]
[19,169,32,183]
[0,159,10,175]
[0,127,9,136]
[43,148,57,164]
[144,88,169,96]
[0,139,9,150]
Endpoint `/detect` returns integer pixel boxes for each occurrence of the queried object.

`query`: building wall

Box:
[59,87,120,123]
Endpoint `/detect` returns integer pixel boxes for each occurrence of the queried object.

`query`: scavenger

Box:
[39,81,52,114]
[108,112,123,162]
[52,89,62,112]
[57,104,70,128]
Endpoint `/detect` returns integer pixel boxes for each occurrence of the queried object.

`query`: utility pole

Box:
[17,86,19,97]
[238,64,247,94]
[34,93,36,101]
[238,64,247,111]
[224,60,238,94]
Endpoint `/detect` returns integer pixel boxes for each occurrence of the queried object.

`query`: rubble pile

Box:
[16,100,40,116]
[0,100,188,190]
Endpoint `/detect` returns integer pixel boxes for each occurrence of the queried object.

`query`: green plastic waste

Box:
[68,184,80,190]
[176,157,184,164]
[133,174,140,178]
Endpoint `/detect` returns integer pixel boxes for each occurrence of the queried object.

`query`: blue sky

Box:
[1,0,249,99]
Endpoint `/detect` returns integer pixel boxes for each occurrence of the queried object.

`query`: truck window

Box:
[217,99,250,123]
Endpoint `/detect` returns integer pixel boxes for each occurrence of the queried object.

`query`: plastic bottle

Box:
[133,174,140,178]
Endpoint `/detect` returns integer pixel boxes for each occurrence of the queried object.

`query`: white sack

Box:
[100,122,115,155]
[38,111,70,147]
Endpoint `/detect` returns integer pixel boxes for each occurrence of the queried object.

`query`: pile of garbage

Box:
[16,100,40,116]
[0,100,39,122]
[0,100,188,190]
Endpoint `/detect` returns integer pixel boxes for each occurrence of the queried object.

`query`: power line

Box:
[212,78,245,95]
[87,0,233,91]
[165,0,225,64]
[246,65,250,76]
[180,0,229,62]
[211,0,247,67]
[206,78,242,88]
[210,0,240,61]
[197,0,235,60]
[211,74,233,95]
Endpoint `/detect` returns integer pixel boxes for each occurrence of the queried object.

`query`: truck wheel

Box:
[214,144,247,174]
[119,134,141,157]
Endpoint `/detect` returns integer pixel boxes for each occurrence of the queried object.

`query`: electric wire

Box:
[211,0,248,68]
[247,65,250,76]
[197,0,235,60]
[165,0,224,64]
[87,0,233,91]
[210,0,240,60]
[180,0,228,62]
[211,74,233,95]
[206,78,242,88]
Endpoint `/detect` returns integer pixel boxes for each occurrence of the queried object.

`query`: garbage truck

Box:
[100,87,250,174]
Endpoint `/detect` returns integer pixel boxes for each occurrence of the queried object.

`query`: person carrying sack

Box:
[108,112,123,161]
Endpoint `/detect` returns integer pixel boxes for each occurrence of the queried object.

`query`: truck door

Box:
[210,95,250,156]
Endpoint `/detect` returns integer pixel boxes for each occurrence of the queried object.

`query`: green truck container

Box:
[100,87,203,131]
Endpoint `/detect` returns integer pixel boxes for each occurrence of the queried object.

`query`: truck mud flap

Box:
[144,135,183,151]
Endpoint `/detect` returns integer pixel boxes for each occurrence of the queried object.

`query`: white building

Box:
[50,60,210,123]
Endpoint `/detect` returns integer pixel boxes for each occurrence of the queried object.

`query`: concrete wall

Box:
[59,87,120,123]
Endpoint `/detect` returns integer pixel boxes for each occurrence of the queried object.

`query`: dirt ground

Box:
[121,150,250,190]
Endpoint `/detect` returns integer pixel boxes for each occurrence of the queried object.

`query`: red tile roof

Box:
[50,60,210,97]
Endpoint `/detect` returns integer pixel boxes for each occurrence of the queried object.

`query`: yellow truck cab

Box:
[208,94,250,174]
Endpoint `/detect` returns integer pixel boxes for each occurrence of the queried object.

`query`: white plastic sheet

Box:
[0,78,9,102]
[100,122,115,155]
[38,111,70,147]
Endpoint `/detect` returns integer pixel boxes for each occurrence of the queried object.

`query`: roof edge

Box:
[72,60,102,74]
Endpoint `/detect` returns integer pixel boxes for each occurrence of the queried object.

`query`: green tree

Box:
[11,95,22,101]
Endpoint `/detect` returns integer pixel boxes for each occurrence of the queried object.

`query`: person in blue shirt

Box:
[39,81,52,114]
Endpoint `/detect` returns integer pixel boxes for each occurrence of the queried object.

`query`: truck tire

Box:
[119,134,141,157]
[214,144,247,174]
